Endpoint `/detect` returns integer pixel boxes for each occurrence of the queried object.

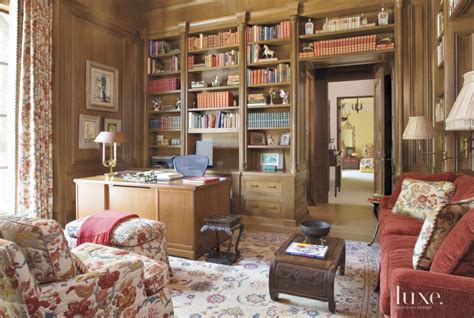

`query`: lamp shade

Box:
[402,116,435,140]
[94,131,128,144]
[446,71,474,131]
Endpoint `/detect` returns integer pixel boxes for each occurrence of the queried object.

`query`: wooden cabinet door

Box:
[108,184,159,220]
[76,183,107,218]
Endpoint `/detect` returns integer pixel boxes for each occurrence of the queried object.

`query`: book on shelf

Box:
[149,116,181,129]
[246,63,291,85]
[299,51,315,58]
[187,51,239,69]
[147,56,179,74]
[182,176,220,185]
[248,112,290,128]
[187,30,239,51]
[312,35,393,56]
[437,37,445,66]
[248,93,267,105]
[188,112,240,129]
[148,78,180,93]
[196,91,235,108]
[149,40,180,56]
[314,15,378,34]
[247,21,290,42]
[285,242,328,259]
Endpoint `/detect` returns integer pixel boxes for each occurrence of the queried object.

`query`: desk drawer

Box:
[244,180,281,193]
[244,200,281,215]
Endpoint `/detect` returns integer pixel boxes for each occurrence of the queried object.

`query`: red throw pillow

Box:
[452,174,474,201]
[430,210,474,277]
[388,172,457,208]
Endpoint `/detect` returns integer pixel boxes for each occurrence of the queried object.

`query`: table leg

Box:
[269,261,279,301]
[328,271,336,313]
[367,223,379,246]
[339,243,346,276]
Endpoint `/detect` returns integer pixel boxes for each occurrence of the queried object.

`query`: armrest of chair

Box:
[390,268,474,318]
[380,196,392,210]
[34,258,147,317]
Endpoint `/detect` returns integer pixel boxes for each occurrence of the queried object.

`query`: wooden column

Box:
[393,0,404,178]
[178,22,189,156]
[288,2,300,173]
[236,12,247,171]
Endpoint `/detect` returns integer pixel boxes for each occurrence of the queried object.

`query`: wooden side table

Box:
[367,196,381,246]
[269,234,345,313]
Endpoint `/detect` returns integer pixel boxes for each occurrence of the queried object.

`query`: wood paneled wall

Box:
[53,0,143,225]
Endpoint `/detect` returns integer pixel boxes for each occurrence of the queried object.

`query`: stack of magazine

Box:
[285,242,328,259]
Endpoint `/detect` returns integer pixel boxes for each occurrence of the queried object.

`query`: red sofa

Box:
[378,172,474,317]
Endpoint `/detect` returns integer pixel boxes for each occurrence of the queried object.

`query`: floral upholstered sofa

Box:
[0,215,174,317]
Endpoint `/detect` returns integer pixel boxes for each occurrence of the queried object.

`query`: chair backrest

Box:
[173,155,209,177]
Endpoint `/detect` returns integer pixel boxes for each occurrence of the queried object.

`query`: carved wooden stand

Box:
[269,234,346,313]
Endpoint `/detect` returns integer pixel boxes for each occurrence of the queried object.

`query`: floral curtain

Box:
[15,0,53,218]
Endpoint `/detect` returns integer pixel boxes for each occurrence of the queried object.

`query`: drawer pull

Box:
[267,186,277,189]
[250,185,259,188]
[270,206,278,210]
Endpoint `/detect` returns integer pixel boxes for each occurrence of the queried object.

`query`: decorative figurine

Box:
[268,88,277,105]
[233,98,238,106]
[193,100,197,108]
[226,50,237,65]
[361,13,368,26]
[262,45,275,59]
[176,97,182,110]
[211,75,221,87]
[279,89,289,104]
[267,135,275,145]
[305,18,314,35]
[302,43,314,52]
[152,97,162,111]
[322,17,330,31]
[378,6,389,25]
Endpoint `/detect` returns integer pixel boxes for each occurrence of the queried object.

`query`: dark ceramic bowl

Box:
[300,220,331,238]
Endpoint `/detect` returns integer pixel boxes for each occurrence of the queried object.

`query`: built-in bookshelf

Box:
[145,36,184,166]
[245,19,293,172]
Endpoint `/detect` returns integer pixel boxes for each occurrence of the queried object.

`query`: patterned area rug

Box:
[169,231,380,317]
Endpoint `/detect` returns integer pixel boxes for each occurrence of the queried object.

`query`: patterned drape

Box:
[15,0,53,218]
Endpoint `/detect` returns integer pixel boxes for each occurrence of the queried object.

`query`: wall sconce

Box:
[94,131,128,178]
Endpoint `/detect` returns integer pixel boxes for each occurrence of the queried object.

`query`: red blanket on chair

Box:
[76,210,139,246]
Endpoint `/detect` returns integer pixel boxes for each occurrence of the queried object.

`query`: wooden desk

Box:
[74,175,231,260]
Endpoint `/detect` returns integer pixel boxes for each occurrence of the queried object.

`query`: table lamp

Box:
[94,131,128,178]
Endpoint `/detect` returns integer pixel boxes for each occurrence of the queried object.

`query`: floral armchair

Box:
[0,215,174,317]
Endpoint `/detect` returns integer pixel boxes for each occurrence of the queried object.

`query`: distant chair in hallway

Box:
[173,155,209,177]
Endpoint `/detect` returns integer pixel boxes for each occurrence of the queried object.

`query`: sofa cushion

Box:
[65,217,166,247]
[72,243,170,296]
[0,216,76,284]
[379,208,424,241]
[452,174,474,201]
[413,199,473,270]
[431,209,474,277]
[392,179,455,220]
[388,172,457,208]
[379,235,417,315]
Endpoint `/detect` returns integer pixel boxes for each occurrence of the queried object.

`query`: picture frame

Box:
[280,132,291,146]
[104,118,122,132]
[260,152,284,170]
[79,114,100,149]
[86,60,119,112]
[250,132,266,145]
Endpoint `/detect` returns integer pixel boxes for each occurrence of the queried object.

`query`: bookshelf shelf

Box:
[150,52,181,59]
[188,44,240,54]
[248,38,290,46]
[188,107,239,112]
[248,127,291,130]
[149,128,182,132]
[248,59,291,67]
[248,82,291,88]
[149,71,181,77]
[299,48,395,67]
[247,104,291,109]
[247,145,290,149]
[149,145,182,149]
[149,90,181,95]
[188,64,239,73]
[148,109,181,114]
[299,24,395,41]
[188,128,239,134]
[188,85,239,92]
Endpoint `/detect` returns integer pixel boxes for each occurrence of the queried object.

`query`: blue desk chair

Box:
[173,155,209,177]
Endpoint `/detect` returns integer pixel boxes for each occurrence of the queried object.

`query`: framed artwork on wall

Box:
[104,118,122,132]
[260,152,284,170]
[86,60,119,112]
[79,114,100,149]
[250,132,266,145]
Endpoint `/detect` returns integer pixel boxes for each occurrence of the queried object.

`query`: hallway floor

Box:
[329,169,374,206]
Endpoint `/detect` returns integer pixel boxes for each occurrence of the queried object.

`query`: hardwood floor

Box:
[243,203,378,243]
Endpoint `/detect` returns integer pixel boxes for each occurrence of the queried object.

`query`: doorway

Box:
[307,64,393,206]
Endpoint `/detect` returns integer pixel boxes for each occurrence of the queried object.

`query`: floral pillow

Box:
[392,179,456,220]
[413,198,473,270]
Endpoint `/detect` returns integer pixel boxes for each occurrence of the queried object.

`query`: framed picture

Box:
[250,132,266,145]
[86,60,119,112]
[79,114,100,149]
[104,118,122,132]
[280,132,291,145]
[260,152,284,169]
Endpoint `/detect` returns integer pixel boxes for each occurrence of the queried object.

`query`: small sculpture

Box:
[279,89,289,104]
[302,43,314,52]
[211,75,221,87]
[262,45,275,59]
[378,6,389,25]
[267,135,275,145]
[361,13,368,26]
[305,18,314,35]
[176,97,182,110]
[152,97,162,111]
[268,88,277,105]
[226,50,237,65]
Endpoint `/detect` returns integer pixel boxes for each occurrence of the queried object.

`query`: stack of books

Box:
[182,176,220,185]
[187,30,239,51]
[149,116,181,129]
[247,44,261,63]
[246,63,291,85]
[188,112,240,129]
[285,242,328,259]
[149,40,172,56]
[147,56,179,74]
[248,112,290,128]
[196,92,234,108]
[315,16,367,33]
[148,78,180,93]
[187,52,239,69]
[247,21,290,42]
[313,35,377,56]
[248,93,267,106]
